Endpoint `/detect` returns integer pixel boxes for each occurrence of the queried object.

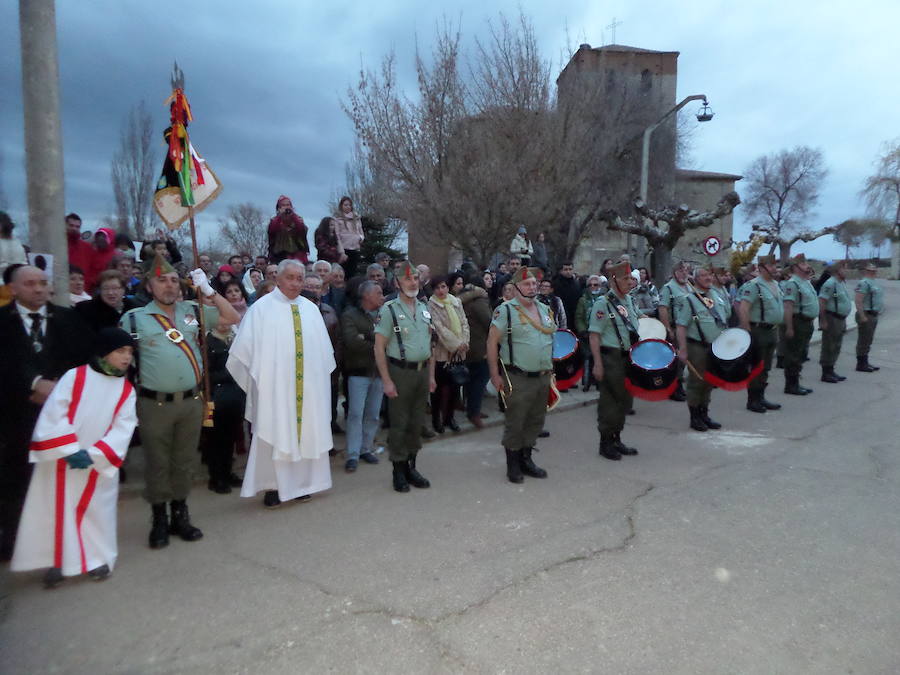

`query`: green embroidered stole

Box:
[291,304,304,440]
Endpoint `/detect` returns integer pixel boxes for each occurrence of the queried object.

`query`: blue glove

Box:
[65,449,94,470]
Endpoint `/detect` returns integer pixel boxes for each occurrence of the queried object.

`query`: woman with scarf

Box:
[334,197,364,277]
[428,275,470,433]
[203,317,245,494]
[222,280,249,322]
[76,270,138,331]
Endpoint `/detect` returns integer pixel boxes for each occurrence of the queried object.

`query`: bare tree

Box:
[111,101,158,239]
[0,148,8,211]
[601,192,741,285]
[217,203,268,257]
[343,13,669,269]
[742,145,830,261]
[860,138,900,234]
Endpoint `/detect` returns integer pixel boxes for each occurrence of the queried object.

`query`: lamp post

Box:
[631,94,714,258]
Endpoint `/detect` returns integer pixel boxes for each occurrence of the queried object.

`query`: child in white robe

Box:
[11,328,137,588]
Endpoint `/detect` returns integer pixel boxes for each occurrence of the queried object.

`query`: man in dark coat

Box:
[0,266,94,560]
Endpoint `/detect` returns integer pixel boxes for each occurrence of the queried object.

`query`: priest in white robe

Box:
[227,259,335,508]
[12,328,138,588]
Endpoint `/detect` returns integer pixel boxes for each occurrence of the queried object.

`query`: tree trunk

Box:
[779,240,792,263]
[651,245,672,288]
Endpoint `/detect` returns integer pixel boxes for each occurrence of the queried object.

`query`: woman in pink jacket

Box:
[334,196,364,278]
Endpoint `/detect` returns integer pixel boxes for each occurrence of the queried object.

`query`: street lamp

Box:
[631,94,714,258]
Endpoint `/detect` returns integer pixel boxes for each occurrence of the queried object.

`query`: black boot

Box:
[784,371,808,395]
[689,406,708,431]
[169,500,203,542]
[776,355,784,369]
[598,433,621,461]
[405,456,431,488]
[699,406,721,430]
[43,567,64,589]
[520,447,548,478]
[505,448,524,483]
[821,366,841,383]
[746,393,767,413]
[856,357,877,372]
[613,432,638,455]
[669,381,687,402]
[149,503,169,549]
[392,461,410,492]
[760,386,781,410]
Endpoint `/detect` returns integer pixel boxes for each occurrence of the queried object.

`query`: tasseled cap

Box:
[608,260,632,280]
[397,260,418,280]
[789,253,807,267]
[511,266,539,284]
[757,254,777,266]
[143,251,176,279]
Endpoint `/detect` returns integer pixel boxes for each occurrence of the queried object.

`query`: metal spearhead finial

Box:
[170,61,185,90]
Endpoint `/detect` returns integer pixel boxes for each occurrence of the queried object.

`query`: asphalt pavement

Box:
[1,282,898,674]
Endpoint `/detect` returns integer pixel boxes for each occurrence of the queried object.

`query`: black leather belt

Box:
[507,365,551,378]
[686,337,707,345]
[600,346,629,356]
[796,315,815,321]
[388,357,428,371]
[139,385,200,402]
[750,322,775,329]
[825,311,847,319]
[865,310,879,316]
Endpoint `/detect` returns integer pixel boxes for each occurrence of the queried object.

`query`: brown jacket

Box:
[427,294,470,363]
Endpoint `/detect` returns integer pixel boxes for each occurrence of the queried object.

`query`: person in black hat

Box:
[11,328,138,588]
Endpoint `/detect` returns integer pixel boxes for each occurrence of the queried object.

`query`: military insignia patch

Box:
[595,310,605,319]
[493,310,501,319]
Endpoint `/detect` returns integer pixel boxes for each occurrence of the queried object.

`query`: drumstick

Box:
[685,359,704,381]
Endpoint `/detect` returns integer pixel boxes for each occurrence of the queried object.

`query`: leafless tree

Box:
[111,101,158,240]
[217,203,268,257]
[0,148,8,211]
[344,13,683,269]
[742,145,831,261]
[860,138,900,235]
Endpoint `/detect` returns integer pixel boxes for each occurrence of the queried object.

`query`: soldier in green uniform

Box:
[121,254,240,549]
[709,266,734,325]
[588,261,644,461]
[657,261,692,401]
[674,266,727,431]
[374,261,436,493]
[781,254,818,395]
[737,254,784,413]
[854,262,883,372]
[486,267,554,483]
[817,260,852,383]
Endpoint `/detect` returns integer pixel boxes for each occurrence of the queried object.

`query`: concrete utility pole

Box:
[19,0,67,301]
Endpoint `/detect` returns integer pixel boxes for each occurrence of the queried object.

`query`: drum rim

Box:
[630,337,676,370]
[552,328,578,361]
[711,327,751,360]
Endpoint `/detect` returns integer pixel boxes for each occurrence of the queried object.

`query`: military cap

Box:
[143,251,176,279]
[511,266,539,284]
[396,260,418,280]
[608,260,632,279]
[757,254,777,266]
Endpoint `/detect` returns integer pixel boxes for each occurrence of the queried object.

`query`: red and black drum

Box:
[703,328,763,390]
[625,338,679,401]
[551,329,583,391]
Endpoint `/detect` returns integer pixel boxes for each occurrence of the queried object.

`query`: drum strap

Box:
[388,304,406,361]
[757,283,765,323]
[604,295,631,352]
[503,304,515,369]
[686,295,710,345]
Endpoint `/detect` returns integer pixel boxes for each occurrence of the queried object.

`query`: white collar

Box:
[16,302,47,319]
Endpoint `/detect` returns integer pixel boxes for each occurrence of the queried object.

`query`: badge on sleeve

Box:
[493,309,501,319]
[595,310,605,320]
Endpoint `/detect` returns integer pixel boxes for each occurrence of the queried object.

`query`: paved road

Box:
[2,283,898,674]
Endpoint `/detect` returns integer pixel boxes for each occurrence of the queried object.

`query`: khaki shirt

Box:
[375,297,433,362]
[121,300,219,393]
[491,298,554,372]
[674,291,727,344]
[782,275,819,319]
[818,277,851,318]
[588,292,643,350]
[739,278,784,324]
[659,279,692,318]
[710,286,733,322]
[855,277,884,313]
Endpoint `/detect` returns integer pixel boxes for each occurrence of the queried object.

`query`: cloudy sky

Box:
[2,0,897,262]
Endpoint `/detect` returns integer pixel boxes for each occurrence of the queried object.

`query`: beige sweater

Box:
[427,294,470,362]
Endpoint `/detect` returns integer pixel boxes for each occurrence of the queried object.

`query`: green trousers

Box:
[386,364,428,462]
[819,315,846,367]
[597,350,632,435]
[137,394,203,504]
[748,325,778,396]
[686,341,712,407]
[502,371,550,449]
[783,317,814,374]
[856,312,878,357]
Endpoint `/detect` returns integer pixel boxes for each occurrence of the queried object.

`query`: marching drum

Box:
[625,338,679,401]
[551,329,583,391]
[703,328,763,390]
[637,317,667,341]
